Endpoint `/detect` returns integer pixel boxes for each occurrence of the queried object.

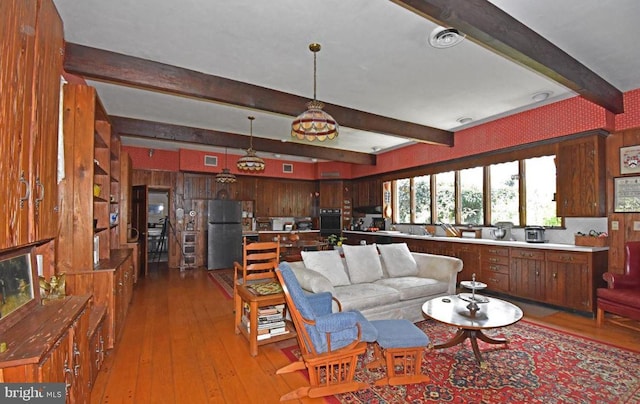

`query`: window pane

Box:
[460,167,484,225]
[414,175,431,223]
[436,171,455,223]
[395,178,411,223]
[490,161,520,225]
[526,156,560,226]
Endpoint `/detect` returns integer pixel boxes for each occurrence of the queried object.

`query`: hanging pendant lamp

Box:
[237,116,265,172]
[291,43,339,142]
[215,147,237,183]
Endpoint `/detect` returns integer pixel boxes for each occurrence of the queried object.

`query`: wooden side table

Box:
[234,284,296,356]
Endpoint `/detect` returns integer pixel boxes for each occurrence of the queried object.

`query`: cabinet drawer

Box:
[484,272,509,292]
[484,246,509,257]
[511,249,545,260]
[482,261,509,275]
[483,255,509,266]
[546,251,588,264]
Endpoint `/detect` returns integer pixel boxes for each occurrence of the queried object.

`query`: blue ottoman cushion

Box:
[371,319,429,349]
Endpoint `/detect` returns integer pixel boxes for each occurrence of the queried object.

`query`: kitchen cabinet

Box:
[452,243,480,283]
[351,178,382,208]
[319,180,344,209]
[0,0,63,250]
[556,133,606,217]
[480,245,510,293]
[0,296,90,403]
[545,251,607,311]
[510,249,546,300]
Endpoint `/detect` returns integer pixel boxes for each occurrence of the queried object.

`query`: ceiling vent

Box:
[429,26,465,49]
[321,171,340,178]
[204,155,218,167]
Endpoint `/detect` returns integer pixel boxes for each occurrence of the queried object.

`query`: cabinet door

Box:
[546,252,591,310]
[30,0,63,242]
[510,249,545,300]
[319,181,343,208]
[39,332,71,392]
[556,135,606,217]
[452,243,480,283]
[0,0,37,249]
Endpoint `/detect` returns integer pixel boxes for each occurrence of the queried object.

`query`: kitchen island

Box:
[343,231,608,315]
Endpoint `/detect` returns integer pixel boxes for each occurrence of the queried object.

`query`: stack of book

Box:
[242,304,290,341]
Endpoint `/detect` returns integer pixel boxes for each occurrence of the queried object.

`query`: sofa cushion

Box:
[333,283,400,311]
[375,276,448,301]
[377,243,418,277]
[301,250,351,286]
[342,244,383,284]
[292,268,336,295]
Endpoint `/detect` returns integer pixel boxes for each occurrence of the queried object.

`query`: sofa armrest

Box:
[603,272,640,289]
[412,252,463,294]
[289,264,336,295]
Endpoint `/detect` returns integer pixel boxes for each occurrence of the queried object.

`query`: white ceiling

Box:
[52,0,640,161]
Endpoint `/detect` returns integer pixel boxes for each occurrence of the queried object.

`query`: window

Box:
[460,167,484,225]
[414,175,431,223]
[388,152,558,227]
[525,156,560,226]
[490,161,520,225]
[435,171,455,223]
[394,178,411,223]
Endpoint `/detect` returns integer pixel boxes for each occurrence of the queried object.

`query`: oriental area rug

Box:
[282,319,640,403]
[207,269,234,299]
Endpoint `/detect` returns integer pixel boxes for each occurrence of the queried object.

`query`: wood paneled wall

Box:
[607,128,640,273]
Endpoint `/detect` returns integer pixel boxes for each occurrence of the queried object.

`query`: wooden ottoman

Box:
[367,319,431,386]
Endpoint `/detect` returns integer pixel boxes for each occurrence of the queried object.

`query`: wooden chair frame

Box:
[275,267,368,401]
[233,238,280,299]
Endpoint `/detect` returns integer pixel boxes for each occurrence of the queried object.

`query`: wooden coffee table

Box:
[422,295,523,365]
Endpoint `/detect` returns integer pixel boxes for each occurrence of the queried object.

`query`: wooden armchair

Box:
[275,263,376,401]
[596,241,640,330]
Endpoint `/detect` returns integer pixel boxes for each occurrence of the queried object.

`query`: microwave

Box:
[524,226,546,243]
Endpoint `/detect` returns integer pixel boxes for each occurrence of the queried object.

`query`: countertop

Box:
[343,230,609,252]
[249,230,320,234]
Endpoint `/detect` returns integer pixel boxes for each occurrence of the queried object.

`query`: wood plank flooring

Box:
[90,263,640,403]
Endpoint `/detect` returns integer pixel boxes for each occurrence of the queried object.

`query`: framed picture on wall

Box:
[614,176,640,212]
[620,145,640,174]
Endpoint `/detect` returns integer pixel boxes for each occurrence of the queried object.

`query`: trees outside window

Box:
[414,175,431,223]
[436,171,455,223]
[460,167,484,225]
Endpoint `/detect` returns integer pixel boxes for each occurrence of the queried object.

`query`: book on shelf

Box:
[257,320,286,330]
[269,326,288,335]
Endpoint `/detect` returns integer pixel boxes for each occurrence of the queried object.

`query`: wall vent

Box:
[321,171,340,178]
[204,155,218,167]
[283,163,293,173]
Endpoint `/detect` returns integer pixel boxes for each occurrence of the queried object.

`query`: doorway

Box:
[148,189,170,264]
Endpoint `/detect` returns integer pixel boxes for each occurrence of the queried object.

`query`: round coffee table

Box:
[422,295,523,365]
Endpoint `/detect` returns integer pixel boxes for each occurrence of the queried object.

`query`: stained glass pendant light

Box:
[237,116,265,172]
[215,147,237,183]
[291,43,339,142]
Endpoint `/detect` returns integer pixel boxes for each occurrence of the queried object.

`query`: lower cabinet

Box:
[480,245,510,293]
[0,296,91,403]
[87,306,107,390]
[452,243,480,283]
[509,249,546,301]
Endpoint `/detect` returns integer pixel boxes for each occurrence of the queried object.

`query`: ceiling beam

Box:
[391,0,624,114]
[64,43,454,146]
[111,116,377,165]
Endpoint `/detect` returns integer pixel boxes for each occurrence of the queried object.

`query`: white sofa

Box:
[286,243,463,323]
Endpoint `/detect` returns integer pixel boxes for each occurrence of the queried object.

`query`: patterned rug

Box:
[281,319,640,403]
[207,269,234,299]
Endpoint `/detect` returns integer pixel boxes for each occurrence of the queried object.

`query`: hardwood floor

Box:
[90,263,640,403]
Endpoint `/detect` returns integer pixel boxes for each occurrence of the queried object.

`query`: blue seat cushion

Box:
[371,319,430,349]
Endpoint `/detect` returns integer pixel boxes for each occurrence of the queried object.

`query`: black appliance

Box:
[207,200,242,269]
[319,208,341,236]
[371,217,387,230]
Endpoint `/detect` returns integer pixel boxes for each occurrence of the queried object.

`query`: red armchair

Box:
[596,241,640,328]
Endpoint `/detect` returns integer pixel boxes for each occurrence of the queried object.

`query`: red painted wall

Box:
[126,89,640,180]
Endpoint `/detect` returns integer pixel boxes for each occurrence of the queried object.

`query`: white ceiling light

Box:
[429,26,466,49]
[532,91,552,102]
[457,117,473,124]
